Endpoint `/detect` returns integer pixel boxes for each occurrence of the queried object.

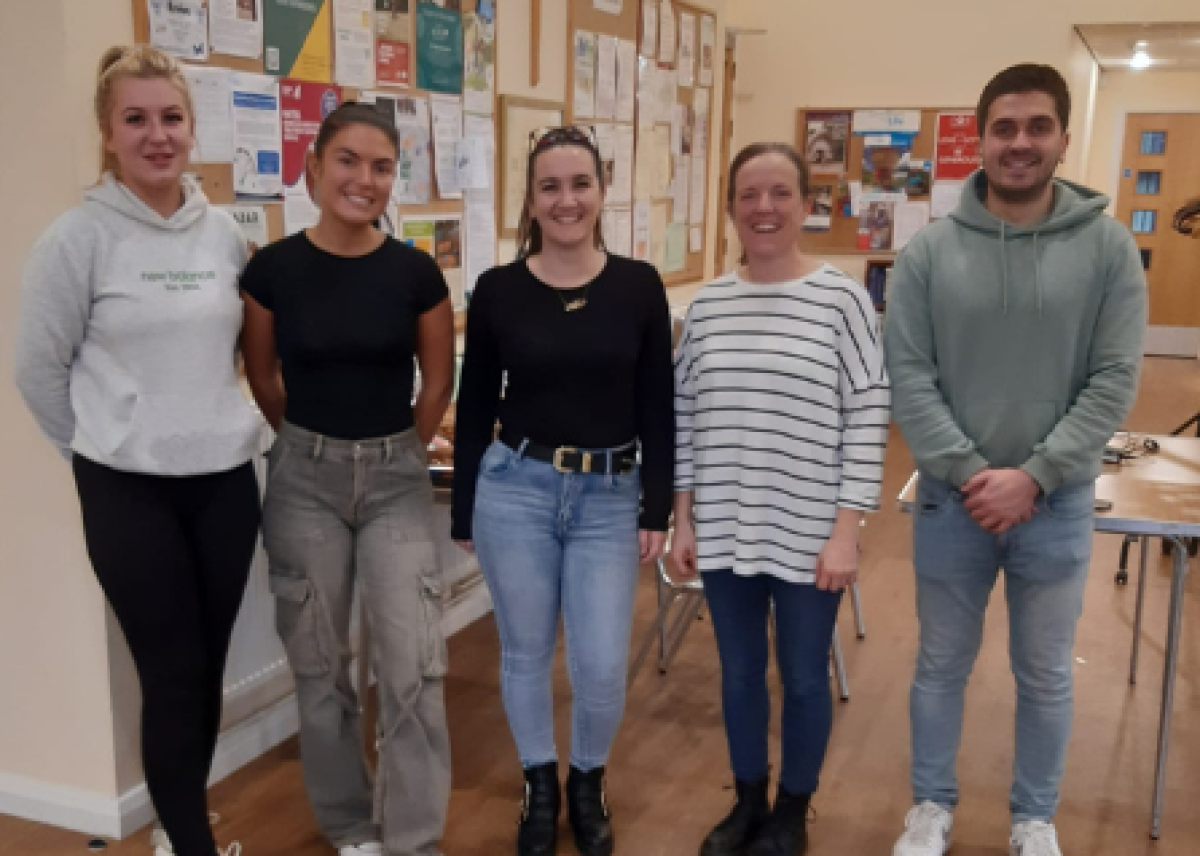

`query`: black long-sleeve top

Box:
[450,255,675,540]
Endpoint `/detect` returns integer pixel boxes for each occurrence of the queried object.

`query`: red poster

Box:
[377,39,412,87]
[280,79,341,191]
[935,112,981,181]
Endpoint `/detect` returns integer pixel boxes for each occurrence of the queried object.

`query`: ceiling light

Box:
[1130,41,1152,69]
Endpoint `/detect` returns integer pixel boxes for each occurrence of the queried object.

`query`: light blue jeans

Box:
[910,474,1094,823]
[472,440,641,771]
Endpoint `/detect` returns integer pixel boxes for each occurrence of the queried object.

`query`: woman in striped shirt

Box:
[670,142,890,856]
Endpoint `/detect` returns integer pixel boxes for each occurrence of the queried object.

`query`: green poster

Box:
[416,1,463,94]
[264,0,332,83]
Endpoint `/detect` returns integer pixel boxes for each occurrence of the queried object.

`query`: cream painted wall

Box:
[1085,69,1200,206]
[0,0,133,798]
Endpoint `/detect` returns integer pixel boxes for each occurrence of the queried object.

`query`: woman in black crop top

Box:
[451,126,674,856]
[240,104,455,856]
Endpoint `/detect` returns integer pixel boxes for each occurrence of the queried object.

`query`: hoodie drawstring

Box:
[1000,221,1009,314]
[1033,231,1043,316]
[997,222,1045,317]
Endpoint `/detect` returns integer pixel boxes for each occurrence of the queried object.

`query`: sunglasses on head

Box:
[528,125,599,153]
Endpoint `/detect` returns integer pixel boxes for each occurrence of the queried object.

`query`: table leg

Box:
[1150,535,1190,839]
[1130,536,1149,684]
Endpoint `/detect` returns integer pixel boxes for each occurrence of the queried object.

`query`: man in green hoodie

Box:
[885,64,1147,856]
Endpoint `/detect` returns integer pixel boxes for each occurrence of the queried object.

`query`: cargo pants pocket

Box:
[269,574,331,678]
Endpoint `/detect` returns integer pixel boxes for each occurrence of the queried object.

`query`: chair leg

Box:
[831,621,849,701]
[659,592,705,673]
[850,581,866,639]
[628,581,678,683]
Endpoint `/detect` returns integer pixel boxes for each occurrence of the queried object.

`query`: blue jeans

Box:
[472,440,641,771]
[702,570,843,794]
[910,474,1094,822]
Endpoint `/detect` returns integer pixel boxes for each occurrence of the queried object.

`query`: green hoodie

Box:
[884,170,1147,493]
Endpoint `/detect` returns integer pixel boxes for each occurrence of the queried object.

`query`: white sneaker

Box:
[1010,820,1062,856]
[339,843,384,856]
[894,801,954,856]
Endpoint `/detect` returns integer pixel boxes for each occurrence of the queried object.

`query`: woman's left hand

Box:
[814,534,858,592]
[639,529,668,563]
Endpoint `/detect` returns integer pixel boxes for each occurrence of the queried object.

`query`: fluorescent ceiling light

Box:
[1130,41,1152,69]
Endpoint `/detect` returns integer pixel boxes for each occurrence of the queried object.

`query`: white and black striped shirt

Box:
[674,266,890,583]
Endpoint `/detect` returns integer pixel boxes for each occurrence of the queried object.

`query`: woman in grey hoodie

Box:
[14,46,261,856]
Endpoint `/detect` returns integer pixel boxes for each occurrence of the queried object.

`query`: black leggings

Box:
[73,456,260,856]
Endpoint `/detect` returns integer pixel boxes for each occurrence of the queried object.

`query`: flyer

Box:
[402,215,464,307]
[677,12,696,87]
[430,93,464,199]
[640,0,657,58]
[698,15,715,87]
[602,206,633,257]
[182,65,234,163]
[632,200,651,261]
[803,111,851,174]
[333,0,375,88]
[804,184,834,231]
[862,133,915,193]
[615,39,637,122]
[148,0,209,61]
[264,0,332,82]
[375,0,412,86]
[935,111,981,180]
[211,0,264,59]
[658,0,676,65]
[593,0,623,13]
[595,36,618,121]
[364,91,432,203]
[219,204,270,248]
[230,72,284,199]
[416,1,464,94]
[462,7,496,116]
[573,31,598,120]
[280,79,341,193]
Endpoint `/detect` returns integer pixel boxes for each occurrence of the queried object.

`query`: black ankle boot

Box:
[746,786,811,856]
[565,765,614,856]
[517,762,560,856]
[699,778,770,856]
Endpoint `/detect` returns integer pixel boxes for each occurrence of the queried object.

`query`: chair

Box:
[627,556,865,702]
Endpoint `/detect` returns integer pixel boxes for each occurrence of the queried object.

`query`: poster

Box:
[677,12,696,88]
[856,201,894,251]
[281,79,341,192]
[365,91,433,203]
[664,222,687,272]
[671,154,689,223]
[907,158,933,196]
[602,207,632,257]
[852,109,921,135]
[264,0,332,82]
[416,1,464,94]
[230,72,284,199]
[650,201,669,270]
[595,36,618,121]
[632,200,651,261]
[688,149,706,225]
[211,0,263,59]
[616,39,637,122]
[182,66,234,163]
[935,111,981,180]
[611,124,635,205]
[284,192,321,234]
[593,0,623,12]
[333,0,375,88]
[402,215,464,307]
[931,181,962,219]
[804,184,834,231]
[430,93,464,199]
[658,0,676,65]
[464,199,496,303]
[893,201,930,251]
[689,225,702,252]
[803,111,851,174]
[375,0,412,86]
[640,1,657,58]
[573,31,598,120]
[862,133,915,193]
[219,204,270,248]
[462,6,496,116]
[698,15,715,87]
[148,0,209,61]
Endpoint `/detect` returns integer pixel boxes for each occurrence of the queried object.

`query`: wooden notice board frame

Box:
[795,107,972,256]
[132,0,501,325]
[564,0,716,289]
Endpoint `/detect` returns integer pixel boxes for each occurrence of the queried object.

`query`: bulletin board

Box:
[564,0,717,288]
[132,0,500,323]
[795,107,975,256]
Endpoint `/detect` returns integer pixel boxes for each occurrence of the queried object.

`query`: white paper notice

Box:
[456,135,492,191]
[593,0,623,13]
[611,124,635,205]
[672,154,689,223]
[893,201,930,250]
[602,207,632,257]
[183,66,234,163]
[211,0,263,59]
[284,191,321,235]
[640,1,658,57]
[381,93,433,205]
[148,0,209,61]
[659,0,677,65]
[689,225,702,253]
[698,15,715,87]
[573,31,598,120]
[616,40,637,123]
[334,0,375,88]
[689,150,706,224]
[849,180,863,216]
[230,72,283,198]
[464,201,496,303]
[670,103,685,155]
[219,205,269,248]
[931,181,962,219]
[595,36,618,120]
[461,113,496,197]
[430,94,464,199]
[636,58,657,129]
[677,12,696,87]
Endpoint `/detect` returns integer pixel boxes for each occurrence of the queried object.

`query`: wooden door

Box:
[1114,113,1200,328]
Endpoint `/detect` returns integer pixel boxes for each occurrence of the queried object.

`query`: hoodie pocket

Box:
[119,387,262,464]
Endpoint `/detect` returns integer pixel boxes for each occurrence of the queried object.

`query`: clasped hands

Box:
[960,467,1041,534]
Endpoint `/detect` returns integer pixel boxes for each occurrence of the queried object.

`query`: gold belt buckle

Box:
[552,446,593,473]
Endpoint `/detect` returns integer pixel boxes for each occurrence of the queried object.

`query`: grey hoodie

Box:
[884,170,1147,493]
[14,173,263,475]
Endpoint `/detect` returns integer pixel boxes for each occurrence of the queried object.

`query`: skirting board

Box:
[0,582,494,840]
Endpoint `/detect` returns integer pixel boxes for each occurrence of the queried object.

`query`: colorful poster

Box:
[333,0,375,88]
[416,1,464,94]
[148,0,209,61]
[402,215,463,306]
[462,7,496,116]
[280,79,341,192]
[375,0,412,86]
[862,134,915,193]
[803,111,851,174]
[935,112,981,180]
[264,0,332,82]
[212,0,264,59]
[857,201,895,251]
[804,184,834,231]
[365,91,432,204]
[230,72,284,199]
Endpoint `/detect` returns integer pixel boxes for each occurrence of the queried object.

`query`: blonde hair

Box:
[94,45,194,178]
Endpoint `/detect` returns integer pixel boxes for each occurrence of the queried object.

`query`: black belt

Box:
[499,428,636,475]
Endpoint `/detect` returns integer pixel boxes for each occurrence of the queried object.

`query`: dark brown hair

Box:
[516,137,606,258]
[976,63,1071,134]
[725,142,812,215]
[312,102,400,159]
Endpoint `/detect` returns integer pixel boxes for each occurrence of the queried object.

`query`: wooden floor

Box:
[6,357,1200,855]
